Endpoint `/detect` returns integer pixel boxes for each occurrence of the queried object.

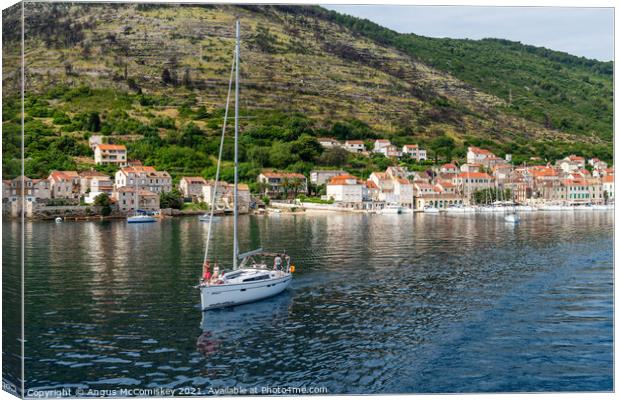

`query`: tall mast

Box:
[233,19,240,269]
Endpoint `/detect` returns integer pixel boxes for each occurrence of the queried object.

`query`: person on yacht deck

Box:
[274,254,282,271]
[202,261,211,284]
[212,263,220,282]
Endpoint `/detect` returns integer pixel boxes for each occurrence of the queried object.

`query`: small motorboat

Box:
[199,214,220,222]
[127,214,157,223]
[55,217,63,223]
[423,206,440,214]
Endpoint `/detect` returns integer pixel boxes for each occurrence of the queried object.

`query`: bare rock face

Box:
[3,3,598,145]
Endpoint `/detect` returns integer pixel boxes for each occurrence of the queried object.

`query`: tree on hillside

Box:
[87,111,101,132]
[430,135,455,163]
[291,135,322,162]
[317,147,348,167]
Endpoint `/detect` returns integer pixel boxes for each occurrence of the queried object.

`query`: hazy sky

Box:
[323,5,614,61]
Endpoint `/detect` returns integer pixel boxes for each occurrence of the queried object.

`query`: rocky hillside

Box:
[2,3,613,181]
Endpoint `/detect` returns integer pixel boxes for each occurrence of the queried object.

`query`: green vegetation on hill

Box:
[1,3,613,183]
[314,6,613,141]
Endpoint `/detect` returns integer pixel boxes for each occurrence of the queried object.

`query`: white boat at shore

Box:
[127,214,157,223]
[515,205,537,212]
[379,203,402,214]
[423,206,440,214]
[199,214,221,222]
[447,205,476,213]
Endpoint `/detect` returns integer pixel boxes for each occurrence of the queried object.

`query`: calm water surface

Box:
[3,211,613,394]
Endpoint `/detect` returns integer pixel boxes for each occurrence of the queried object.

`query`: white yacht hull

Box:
[127,215,157,223]
[200,273,292,310]
[423,207,440,214]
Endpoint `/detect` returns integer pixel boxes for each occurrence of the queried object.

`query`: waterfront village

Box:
[3,135,614,219]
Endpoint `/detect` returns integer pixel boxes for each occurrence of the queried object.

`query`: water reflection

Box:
[3,211,613,393]
[198,293,293,358]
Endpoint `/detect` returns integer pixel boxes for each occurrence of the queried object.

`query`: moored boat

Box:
[380,203,402,214]
[127,214,157,223]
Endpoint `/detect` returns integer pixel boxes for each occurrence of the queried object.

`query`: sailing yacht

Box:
[199,21,293,311]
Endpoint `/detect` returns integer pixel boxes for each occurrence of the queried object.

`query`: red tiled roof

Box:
[49,171,79,181]
[403,144,418,149]
[261,171,306,179]
[345,140,364,145]
[602,175,614,183]
[96,144,126,151]
[457,172,492,179]
[121,166,157,173]
[371,172,388,180]
[328,174,362,185]
[181,176,207,184]
[366,180,379,189]
[79,170,109,178]
[469,146,493,155]
[442,163,457,169]
[531,167,557,177]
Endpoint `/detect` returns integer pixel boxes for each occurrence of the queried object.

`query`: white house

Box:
[257,171,307,198]
[373,139,391,153]
[326,174,364,204]
[48,171,80,199]
[343,140,365,153]
[460,163,482,173]
[401,144,427,161]
[4,176,52,202]
[556,155,586,173]
[440,163,458,174]
[310,170,346,185]
[79,170,111,195]
[94,144,127,167]
[317,137,340,149]
[454,172,494,198]
[466,146,494,164]
[115,166,172,194]
[84,177,114,204]
[113,187,160,212]
[88,135,103,151]
[393,177,414,209]
[201,181,251,213]
[179,176,207,199]
[381,145,401,158]
[413,182,436,197]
